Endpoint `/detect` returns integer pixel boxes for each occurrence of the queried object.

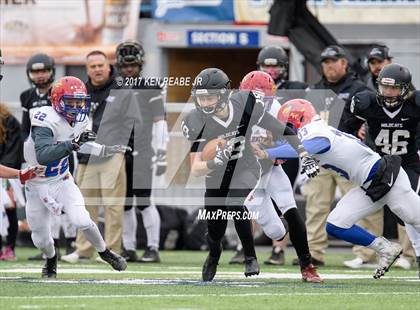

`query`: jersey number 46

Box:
[375,129,410,155]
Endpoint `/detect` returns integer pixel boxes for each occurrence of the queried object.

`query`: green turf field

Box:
[0,247,419,310]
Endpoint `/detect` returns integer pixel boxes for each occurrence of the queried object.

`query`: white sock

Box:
[82,223,106,253]
[44,240,56,259]
[405,224,420,257]
[141,205,160,249]
[123,208,137,251]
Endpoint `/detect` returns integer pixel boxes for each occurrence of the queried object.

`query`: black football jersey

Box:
[124,77,166,156]
[351,90,420,169]
[182,91,265,175]
[20,87,51,140]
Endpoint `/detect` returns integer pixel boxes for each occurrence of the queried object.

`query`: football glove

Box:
[154,149,167,176]
[72,130,97,150]
[18,166,43,184]
[300,152,320,178]
[207,142,233,170]
[102,145,132,157]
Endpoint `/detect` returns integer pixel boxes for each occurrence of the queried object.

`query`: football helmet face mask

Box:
[376,63,411,110]
[239,71,276,99]
[192,68,231,115]
[278,99,317,132]
[115,41,144,74]
[26,53,55,88]
[50,76,90,123]
[257,46,289,82]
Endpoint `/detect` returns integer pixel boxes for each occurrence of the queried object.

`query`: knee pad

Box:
[260,216,287,241]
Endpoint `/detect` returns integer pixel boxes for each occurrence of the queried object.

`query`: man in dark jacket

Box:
[61,50,127,264]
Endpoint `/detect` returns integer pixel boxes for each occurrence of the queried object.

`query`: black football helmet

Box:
[256,46,289,82]
[0,49,4,82]
[26,53,55,88]
[115,40,144,68]
[376,63,411,109]
[191,68,231,115]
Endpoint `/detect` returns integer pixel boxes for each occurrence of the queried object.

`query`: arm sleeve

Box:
[20,92,31,141]
[258,112,305,153]
[266,137,331,160]
[152,119,169,151]
[31,126,74,165]
[0,117,23,169]
[150,87,166,119]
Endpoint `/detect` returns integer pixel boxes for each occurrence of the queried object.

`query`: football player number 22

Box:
[34,111,47,121]
[375,129,409,155]
[45,157,69,177]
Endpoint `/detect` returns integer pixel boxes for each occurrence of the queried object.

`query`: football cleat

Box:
[202,254,220,282]
[121,249,139,262]
[301,264,323,283]
[343,257,377,269]
[98,249,127,271]
[229,249,245,264]
[372,238,402,279]
[244,256,260,277]
[394,257,411,270]
[264,247,285,266]
[42,254,58,278]
[139,247,160,263]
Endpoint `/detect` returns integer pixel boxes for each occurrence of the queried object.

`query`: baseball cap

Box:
[368,46,392,62]
[320,45,347,62]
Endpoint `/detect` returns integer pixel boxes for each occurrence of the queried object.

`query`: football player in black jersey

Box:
[20,53,55,141]
[182,68,320,281]
[348,63,420,277]
[116,41,168,263]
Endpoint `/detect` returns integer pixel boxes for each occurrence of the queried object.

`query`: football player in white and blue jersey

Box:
[24,76,127,278]
[253,99,420,279]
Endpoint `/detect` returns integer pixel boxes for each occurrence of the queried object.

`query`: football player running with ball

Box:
[181,68,319,282]
[253,99,420,279]
[23,76,128,278]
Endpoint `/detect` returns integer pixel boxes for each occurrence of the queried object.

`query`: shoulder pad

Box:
[412,90,420,107]
[30,106,60,129]
[181,109,204,141]
[351,90,375,113]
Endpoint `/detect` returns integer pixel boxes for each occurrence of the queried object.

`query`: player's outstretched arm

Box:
[0,165,41,184]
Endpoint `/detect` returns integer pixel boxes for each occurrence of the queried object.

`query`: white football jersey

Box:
[250,97,281,144]
[24,106,88,182]
[298,118,381,185]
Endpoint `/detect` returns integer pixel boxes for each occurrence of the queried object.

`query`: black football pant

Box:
[205,168,259,259]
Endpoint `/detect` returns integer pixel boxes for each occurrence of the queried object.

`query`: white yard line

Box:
[1,292,420,300]
[0,268,418,280]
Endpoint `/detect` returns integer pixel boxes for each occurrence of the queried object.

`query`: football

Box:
[201,138,226,161]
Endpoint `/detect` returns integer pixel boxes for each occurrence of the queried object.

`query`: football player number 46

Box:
[375,129,410,155]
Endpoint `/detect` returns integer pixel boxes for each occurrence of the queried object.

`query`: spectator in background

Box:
[20,53,76,261]
[0,103,23,260]
[298,45,369,266]
[366,46,393,92]
[344,47,415,270]
[61,50,127,264]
